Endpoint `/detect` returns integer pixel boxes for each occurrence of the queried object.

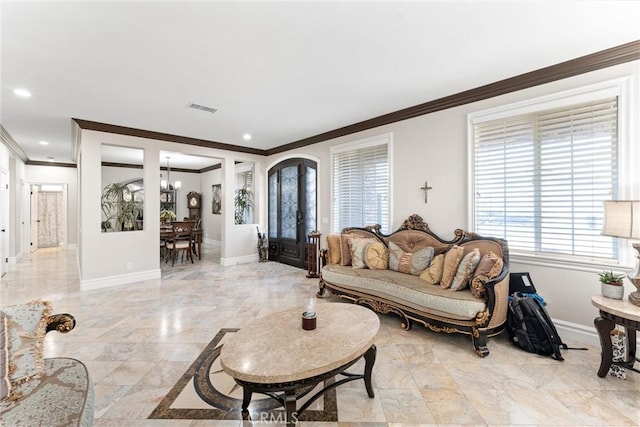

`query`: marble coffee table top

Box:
[220,303,380,384]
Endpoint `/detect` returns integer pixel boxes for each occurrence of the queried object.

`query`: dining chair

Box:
[164,221,194,266]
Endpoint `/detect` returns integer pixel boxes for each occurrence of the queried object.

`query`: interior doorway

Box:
[267,158,317,269]
[30,184,66,251]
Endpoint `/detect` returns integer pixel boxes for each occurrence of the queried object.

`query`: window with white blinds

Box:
[473,97,619,261]
[332,140,390,233]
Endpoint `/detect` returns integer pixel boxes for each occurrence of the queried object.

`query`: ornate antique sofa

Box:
[1,302,94,426]
[318,215,509,357]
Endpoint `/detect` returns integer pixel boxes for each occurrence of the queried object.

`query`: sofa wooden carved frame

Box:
[317,215,510,357]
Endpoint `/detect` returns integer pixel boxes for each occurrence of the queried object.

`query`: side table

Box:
[591,295,640,377]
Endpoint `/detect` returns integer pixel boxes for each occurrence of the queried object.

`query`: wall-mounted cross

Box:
[420,180,433,204]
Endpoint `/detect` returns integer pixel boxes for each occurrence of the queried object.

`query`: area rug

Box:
[148,328,338,422]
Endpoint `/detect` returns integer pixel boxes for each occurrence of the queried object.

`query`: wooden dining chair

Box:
[164,221,194,266]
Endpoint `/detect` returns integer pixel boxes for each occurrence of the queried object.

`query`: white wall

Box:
[269,60,640,332]
[201,168,222,241]
[78,130,265,288]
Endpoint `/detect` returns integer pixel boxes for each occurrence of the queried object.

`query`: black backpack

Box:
[507,292,568,361]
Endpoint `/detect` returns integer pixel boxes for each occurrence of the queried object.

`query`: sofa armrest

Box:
[45,313,76,334]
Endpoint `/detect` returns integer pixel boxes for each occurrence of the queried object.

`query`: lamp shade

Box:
[601,200,640,239]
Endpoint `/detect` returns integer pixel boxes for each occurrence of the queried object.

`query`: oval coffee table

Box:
[220,303,379,425]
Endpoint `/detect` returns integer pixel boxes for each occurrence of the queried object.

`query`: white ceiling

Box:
[2,1,639,168]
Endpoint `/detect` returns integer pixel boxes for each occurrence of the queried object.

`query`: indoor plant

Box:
[101,182,143,232]
[234,188,253,225]
[598,270,625,300]
[160,209,176,225]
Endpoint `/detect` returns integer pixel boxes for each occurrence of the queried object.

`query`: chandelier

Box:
[160,157,181,190]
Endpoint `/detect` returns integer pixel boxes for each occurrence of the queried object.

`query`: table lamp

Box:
[601,200,640,306]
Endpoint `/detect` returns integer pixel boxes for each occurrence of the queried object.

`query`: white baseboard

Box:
[7,255,19,264]
[553,319,599,347]
[80,269,161,291]
[220,254,258,266]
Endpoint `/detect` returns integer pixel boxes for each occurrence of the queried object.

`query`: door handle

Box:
[1,229,5,232]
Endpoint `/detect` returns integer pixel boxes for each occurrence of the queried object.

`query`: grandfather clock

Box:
[187,191,202,220]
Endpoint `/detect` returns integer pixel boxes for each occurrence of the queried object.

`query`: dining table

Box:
[161,223,203,260]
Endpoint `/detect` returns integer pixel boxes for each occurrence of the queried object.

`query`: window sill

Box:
[510,252,632,275]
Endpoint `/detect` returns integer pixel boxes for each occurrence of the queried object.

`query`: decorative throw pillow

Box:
[388,241,434,275]
[469,252,503,299]
[0,312,9,401]
[340,234,354,266]
[326,234,342,265]
[440,245,465,289]
[1,300,52,390]
[419,254,445,285]
[350,238,377,269]
[450,248,482,291]
[365,241,389,270]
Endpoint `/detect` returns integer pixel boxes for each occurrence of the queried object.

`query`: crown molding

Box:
[26,160,77,168]
[1,126,29,162]
[72,118,267,156]
[68,41,639,159]
[267,40,640,155]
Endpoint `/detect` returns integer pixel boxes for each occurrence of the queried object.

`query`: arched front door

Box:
[268,158,317,268]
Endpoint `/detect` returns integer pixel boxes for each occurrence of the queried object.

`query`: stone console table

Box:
[592,295,640,377]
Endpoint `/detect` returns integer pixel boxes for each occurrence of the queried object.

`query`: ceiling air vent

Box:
[185,102,218,114]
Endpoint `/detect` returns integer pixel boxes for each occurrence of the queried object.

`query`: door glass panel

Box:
[268,173,278,238]
[280,165,298,239]
[305,166,316,235]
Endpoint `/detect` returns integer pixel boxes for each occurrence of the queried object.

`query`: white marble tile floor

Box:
[1,245,639,426]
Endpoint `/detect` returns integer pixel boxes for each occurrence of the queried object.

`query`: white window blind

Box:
[473,97,618,260]
[332,142,389,233]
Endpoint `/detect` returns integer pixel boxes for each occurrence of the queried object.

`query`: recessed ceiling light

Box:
[243,133,252,141]
[39,140,49,145]
[13,88,32,98]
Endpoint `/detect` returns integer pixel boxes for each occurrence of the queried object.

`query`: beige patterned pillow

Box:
[1,300,52,392]
[470,252,504,299]
[388,241,434,275]
[326,234,342,265]
[340,234,353,266]
[350,238,376,269]
[450,248,482,291]
[365,241,389,270]
[440,245,464,289]
[419,254,445,285]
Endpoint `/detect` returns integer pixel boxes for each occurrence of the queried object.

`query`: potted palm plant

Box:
[101,182,143,232]
[599,270,625,300]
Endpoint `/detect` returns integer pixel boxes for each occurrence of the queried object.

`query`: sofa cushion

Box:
[350,238,377,269]
[441,245,464,289]
[365,241,389,270]
[1,312,9,401]
[388,242,433,275]
[450,248,481,291]
[470,252,504,299]
[322,264,486,319]
[419,254,444,285]
[326,234,342,265]
[340,234,354,266]
[0,357,94,427]
[1,301,52,392]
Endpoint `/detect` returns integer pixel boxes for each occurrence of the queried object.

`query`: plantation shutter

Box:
[332,143,389,233]
[473,97,618,260]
